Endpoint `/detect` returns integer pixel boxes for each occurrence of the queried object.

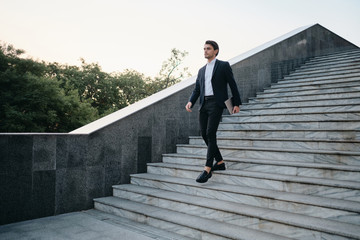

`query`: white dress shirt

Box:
[204,58,216,96]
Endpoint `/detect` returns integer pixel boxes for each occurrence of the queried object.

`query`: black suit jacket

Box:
[189,59,241,109]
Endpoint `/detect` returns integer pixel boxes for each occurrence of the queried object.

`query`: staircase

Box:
[94,49,360,240]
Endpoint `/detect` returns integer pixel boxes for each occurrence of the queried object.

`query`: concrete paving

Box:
[0,209,186,240]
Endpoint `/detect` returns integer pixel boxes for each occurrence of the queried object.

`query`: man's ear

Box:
[215,49,219,56]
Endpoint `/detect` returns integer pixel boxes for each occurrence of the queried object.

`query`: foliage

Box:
[0,43,190,132]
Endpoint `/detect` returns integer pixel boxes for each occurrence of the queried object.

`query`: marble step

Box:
[162,153,360,181]
[188,136,360,152]
[263,81,360,94]
[224,111,360,122]
[256,86,360,99]
[248,91,360,103]
[270,76,360,90]
[280,70,360,84]
[176,144,360,165]
[130,173,360,225]
[218,120,360,131]
[217,129,360,140]
[310,49,360,61]
[84,209,194,240]
[290,63,360,77]
[94,196,290,240]
[300,55,360,69]
[243,97,360,109]
[112,184,360,239]
[283,69,360,82]
[147,163,360,201]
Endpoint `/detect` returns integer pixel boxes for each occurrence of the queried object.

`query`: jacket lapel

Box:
[211,59,220,81]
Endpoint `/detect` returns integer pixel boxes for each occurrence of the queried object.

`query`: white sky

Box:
[1,0,359,77]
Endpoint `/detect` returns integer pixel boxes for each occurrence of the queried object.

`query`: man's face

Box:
[204,44,218,60]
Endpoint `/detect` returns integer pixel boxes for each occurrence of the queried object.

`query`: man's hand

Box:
[232,106,240,114]
[185,102,192,112]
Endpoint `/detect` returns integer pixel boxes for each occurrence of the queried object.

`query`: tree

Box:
[150,48,191,91]
[0,43,98,132]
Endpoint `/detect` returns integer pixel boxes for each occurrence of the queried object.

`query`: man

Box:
[185,40,241,183]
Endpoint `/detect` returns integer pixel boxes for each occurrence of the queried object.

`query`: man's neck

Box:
[207,57,216,63]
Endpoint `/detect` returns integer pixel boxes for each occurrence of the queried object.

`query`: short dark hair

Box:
[205,40,219,56]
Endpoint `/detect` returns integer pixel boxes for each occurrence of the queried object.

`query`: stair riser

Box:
[274,75,360,88]
[147,166,360,202]
[176,146,360,165]
[218,121,360,131]
[163,156,360,182]
[113,189,351,239]
[130,177,359,225]
[257,87,360,98]
[298,57,360,70]
[94,202,226,240]
[290,65,360,77]
[243,98,360,109]
[283,71,360,82]
[249,92,360,103]
[310,51,360,61]
[264,82,360,94]
[222,112,360,122]
[217,130,360,140]
[189,138,360,152]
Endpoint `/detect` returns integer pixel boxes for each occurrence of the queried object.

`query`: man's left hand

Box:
[232,106,240,114]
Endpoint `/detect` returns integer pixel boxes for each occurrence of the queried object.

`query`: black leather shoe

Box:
[212,162,226,171]
[196,170,212,183]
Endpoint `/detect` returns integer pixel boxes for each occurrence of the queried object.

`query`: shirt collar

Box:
[207,58,216,66]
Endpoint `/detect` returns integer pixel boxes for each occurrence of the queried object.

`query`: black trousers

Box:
[199,97,223,168]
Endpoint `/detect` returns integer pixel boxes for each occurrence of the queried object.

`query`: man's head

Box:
[204,40,219,61]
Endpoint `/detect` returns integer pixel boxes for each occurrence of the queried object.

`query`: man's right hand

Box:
[185,102,192,112]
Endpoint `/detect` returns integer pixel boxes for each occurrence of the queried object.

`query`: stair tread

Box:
[189,136,360,144]
[177,144,360,156]
[112,184,360,238]
[148,163,360,189]
[84,209,194,240]
[94,196,291,240]
[163,152,360,171]
[130,173,360,213]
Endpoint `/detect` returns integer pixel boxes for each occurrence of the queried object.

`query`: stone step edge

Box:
[271,76,360,89]
[113,184,360,239]
[176,144,360,157]
[148,163,360,190]
[218,128,359,133]
[226,109,360,117]
[94,196,291,240]
[249,90,360,100]
[310,49,360,60]
[257,83,360,96]
[189,136,360,144]
[310,50,360,60]
[278,75,360,86]
[164,153,360,172]
[304,56,360,66]
[283,70,360,81]
[84,209,193,240]
[263,82,360,94]
[245,96,360,106]
[130,173,360,214]
[291,64,360,76]
[302,55,360,66]
[219,120,360,126]
[255,89,360,99]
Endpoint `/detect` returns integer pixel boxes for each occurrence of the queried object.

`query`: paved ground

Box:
[0,209,189,240]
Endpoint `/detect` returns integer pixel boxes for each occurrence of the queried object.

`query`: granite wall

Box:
[0,24,358,225]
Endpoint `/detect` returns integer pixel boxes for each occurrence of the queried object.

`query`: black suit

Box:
[189,59,241,168]
[189,59,241,109]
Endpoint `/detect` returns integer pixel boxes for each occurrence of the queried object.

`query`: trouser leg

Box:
[199,100,223,168]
